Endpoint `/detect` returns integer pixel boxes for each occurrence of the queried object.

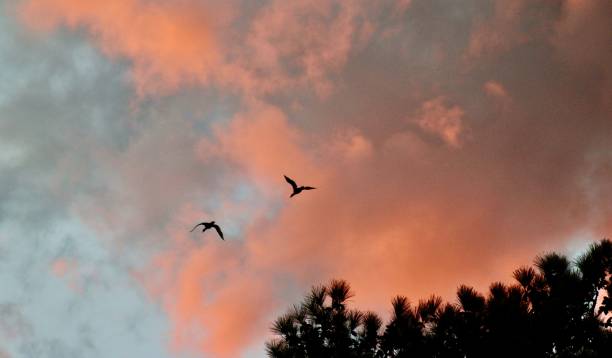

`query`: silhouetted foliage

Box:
[267,239,612,357]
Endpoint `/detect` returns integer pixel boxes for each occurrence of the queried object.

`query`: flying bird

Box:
[190,221,224,240]
[284,175,316,198]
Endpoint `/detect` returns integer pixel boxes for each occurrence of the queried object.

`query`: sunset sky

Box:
[1,0,612,357]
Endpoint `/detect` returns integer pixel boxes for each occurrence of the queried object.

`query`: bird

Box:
[284,175,316,198]
[190,221,224,240]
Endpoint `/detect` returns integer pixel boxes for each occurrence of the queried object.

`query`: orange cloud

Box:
[19,0,220,97]
[141,95,595,355]
[465,0,529,60]
[197,103,322,194]
[414,97,465,148]
[141,215,276,358]
[484,80,509,99]
[242,0,364,97]
[328,130,374,161]
[17,0,376,98]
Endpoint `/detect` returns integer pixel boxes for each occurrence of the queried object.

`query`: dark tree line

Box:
[266,239,612,357]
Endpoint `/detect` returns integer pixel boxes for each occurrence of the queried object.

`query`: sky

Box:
[0,0,611,357]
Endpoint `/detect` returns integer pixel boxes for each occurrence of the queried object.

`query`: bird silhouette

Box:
[284,175,316,198]
[190,221,224,240]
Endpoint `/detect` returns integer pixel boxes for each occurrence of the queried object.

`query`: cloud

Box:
[50,258,76,277]
[328,130,374,161]
[414,97,465,148]
[0,15,175,358]
[17,0,378,99]
[137,210,277,358]
[18,0,221,97]
[200,103,317,187]
[5,1,612,357]
[238,0,366,97]
[465,0,530,60]
[552,0,612,105]
[483,80,509,99]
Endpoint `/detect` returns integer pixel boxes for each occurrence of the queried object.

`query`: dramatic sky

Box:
[1,0,611,356]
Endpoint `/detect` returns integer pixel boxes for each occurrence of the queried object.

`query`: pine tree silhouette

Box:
[267,239,612,357]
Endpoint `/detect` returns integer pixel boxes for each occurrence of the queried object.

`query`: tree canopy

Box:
[267,239,612,357]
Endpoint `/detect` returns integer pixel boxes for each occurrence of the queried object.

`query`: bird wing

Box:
[284,175,298,190]
[212,224,224,240]
[302,186,316,190]
[190,222,205,232]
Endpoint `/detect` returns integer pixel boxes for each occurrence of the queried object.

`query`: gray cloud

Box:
[0,11,181,358]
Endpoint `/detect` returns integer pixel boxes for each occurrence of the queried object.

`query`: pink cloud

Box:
[18,0,221,97]
[141,215,276,357]
[139,95,595,356]
[328,130,374,161]
[465,0,529,60]
[197,103,322,193]
[127,89,594,355]
[484,80,509,99]
[234,0,369,97]
[414,97,465,148]
[17,0,377,98]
